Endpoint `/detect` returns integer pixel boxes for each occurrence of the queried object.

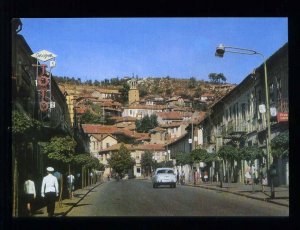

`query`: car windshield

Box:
[157,169,174,174]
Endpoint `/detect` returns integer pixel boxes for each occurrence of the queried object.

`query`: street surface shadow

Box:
[33,210,44,214]
[266,197,289,200]
[154,187,177,189]
[63,202,78,206]
[239,190,263,193]
[74,193,85,197]
[74,203,91,207]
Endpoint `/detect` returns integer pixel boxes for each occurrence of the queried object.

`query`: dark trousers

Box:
[45,192,56,216]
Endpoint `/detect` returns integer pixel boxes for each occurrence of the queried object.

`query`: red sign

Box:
[277,112,288,122]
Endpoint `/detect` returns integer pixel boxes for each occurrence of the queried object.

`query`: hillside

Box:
[55,76,236,106]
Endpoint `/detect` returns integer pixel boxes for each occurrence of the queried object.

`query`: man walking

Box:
[41,167,59,217]
[67,172,75,199]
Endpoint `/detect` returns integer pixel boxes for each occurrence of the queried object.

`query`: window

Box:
[106,143,110,148]
[130,110,132,115]
[269,83,275,104]
[258,90,262,104]
[241,103,246,120]
[137,168,141,173]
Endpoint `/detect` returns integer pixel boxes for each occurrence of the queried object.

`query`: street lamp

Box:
[215,44,273,195]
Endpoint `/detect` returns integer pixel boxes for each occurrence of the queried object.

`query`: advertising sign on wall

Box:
[277,112,288,122]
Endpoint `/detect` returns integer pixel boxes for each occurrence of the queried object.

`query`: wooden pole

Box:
[82,166,84,189]
[59,175,63,207]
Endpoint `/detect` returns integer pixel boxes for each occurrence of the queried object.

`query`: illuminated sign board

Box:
[277,112,288,123]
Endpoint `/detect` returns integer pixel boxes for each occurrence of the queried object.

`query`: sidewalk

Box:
[32,182,103,217]
[184,181,289,207]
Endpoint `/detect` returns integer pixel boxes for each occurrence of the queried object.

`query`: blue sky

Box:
[20,18,288,84]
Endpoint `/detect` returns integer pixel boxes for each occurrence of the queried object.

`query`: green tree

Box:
[73,153,104,187]
[240,146,265,164]
[141,150,153,177]
[175,152,193,167]
[135,114,158,133]
[217,145,239,184]
[43,136,77,201]
[240,145,264,191]
[191,148,217,164]
[43,136,77,171]
[118,82,130,104]
[188,77,197,88]
[107,143,135,178]
[80,110,103,124]
[271,130,289,159]
[12,110,42,139]
[208,73,226,84]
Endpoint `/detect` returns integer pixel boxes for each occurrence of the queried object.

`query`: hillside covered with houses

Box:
[56,76,236,178]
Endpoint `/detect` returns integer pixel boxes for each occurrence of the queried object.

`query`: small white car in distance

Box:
[152,168,177,188]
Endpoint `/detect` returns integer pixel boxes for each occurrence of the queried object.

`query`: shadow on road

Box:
[74,203,91,207]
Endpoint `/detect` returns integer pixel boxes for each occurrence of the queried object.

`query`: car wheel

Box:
[173,183,176,188]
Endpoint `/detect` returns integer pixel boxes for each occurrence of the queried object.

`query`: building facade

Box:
[201,43,289,186]
[12,18,72,216]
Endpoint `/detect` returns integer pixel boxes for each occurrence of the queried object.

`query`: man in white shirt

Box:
[24,173,36,216]
[41,167,59,217]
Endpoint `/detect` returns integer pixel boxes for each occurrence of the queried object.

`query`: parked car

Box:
[152,168,177,188]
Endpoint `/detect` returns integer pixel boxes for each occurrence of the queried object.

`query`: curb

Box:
[185,183,289,207]
[61,182,104,217]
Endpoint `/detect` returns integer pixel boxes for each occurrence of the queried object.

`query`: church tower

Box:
[128,78,139,105]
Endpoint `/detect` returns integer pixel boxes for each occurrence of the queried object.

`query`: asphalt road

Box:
[67,179,289,217]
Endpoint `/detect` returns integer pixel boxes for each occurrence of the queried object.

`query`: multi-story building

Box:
[200,42,288,186]
[12,18,72,216]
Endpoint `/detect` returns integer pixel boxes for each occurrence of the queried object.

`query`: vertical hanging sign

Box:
[31,50,57,113]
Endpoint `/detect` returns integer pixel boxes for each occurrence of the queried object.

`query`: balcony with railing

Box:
[225,119,249,135]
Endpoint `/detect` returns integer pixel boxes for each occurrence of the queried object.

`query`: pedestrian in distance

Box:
[260,163,268,193]
[177,170,180,185]
[180,171,185,185]
[245,171,251,185]
[41,167,59,217]
[67,172,75,199]
[23,173,36,216]
[204,171,208,183]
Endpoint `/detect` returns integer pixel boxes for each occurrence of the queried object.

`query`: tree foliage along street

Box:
[107,143,135,178]
[271,130,289,159]
[140,150,153,176]
[135,114,158,133]
[217,145,239,184]
[43,136,77,165]
[239,146,265,164]
[191,148,217,163]
[175,152,193,166]
[73,154,105,171]
[12,109,42,140]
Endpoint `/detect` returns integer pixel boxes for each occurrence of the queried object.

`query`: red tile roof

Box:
[81,124,148,140]
[156,111,183,120]
[125,104,166,110]
[99,143,165,153]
